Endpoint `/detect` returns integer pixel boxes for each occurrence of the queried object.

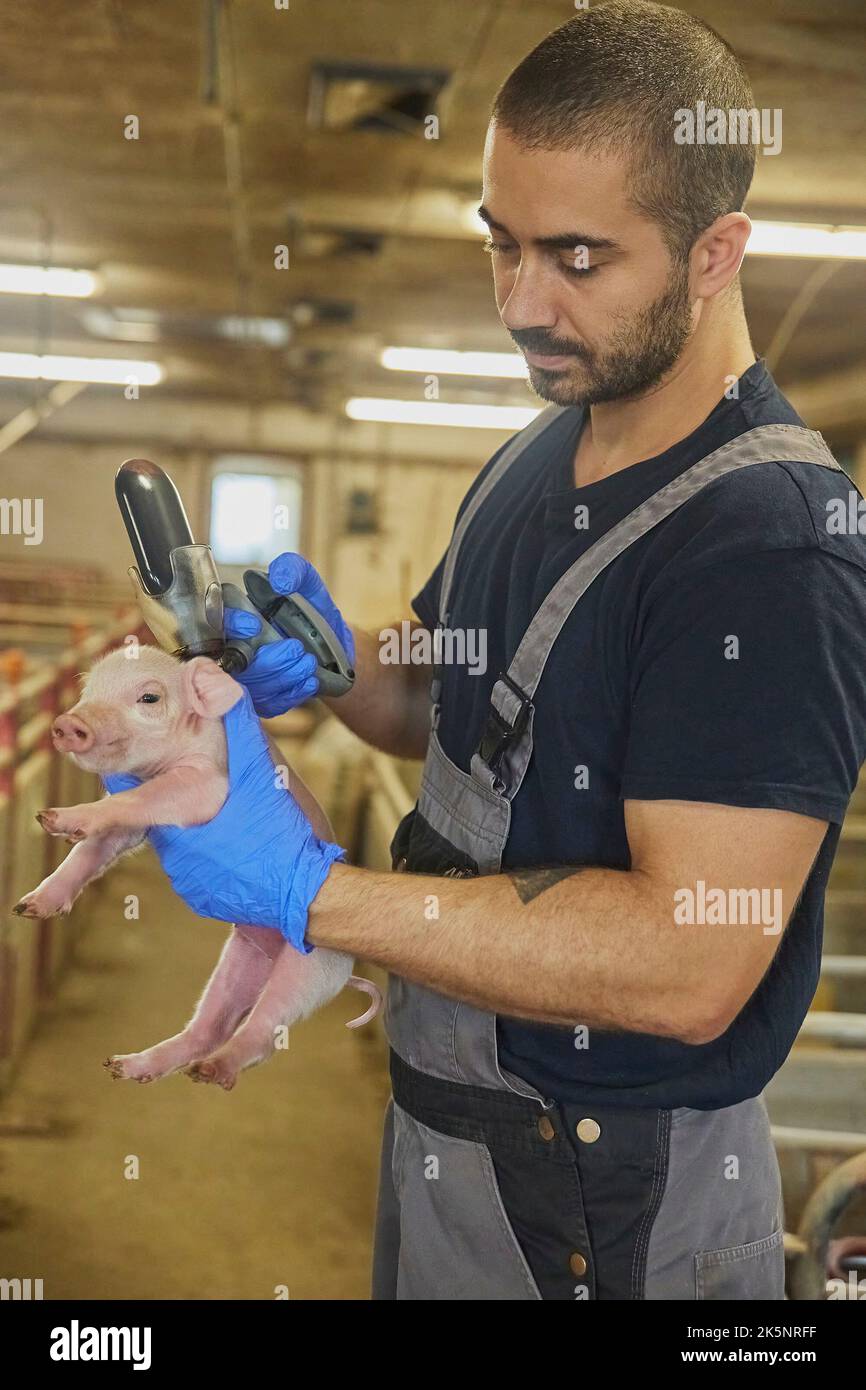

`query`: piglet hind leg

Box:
[186,947,358,1091]
[105,925,282,1083]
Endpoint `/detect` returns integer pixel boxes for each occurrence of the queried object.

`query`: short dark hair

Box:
[491,0,756,261]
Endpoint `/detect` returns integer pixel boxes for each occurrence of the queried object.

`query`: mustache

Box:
[509,329,589,358]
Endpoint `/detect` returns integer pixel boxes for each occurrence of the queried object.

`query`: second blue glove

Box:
[223,553,354,719]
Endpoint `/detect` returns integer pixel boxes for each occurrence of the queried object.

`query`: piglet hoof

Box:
[36,809,87,842]
[12,896,42,918]
[103,1054,153,1083]
[13,890,71,919]
[185,1057,237,1092]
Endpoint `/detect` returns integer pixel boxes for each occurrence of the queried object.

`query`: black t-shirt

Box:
[411,359,866,1109]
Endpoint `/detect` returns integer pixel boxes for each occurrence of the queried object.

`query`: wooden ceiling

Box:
[0,0,864,433]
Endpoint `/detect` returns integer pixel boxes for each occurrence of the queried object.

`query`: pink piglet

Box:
[14,645,380,1091]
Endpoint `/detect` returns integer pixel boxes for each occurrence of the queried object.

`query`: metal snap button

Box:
[576,1117,601,1144]
[537,1115,555,1142]
[569,1252,588,1277]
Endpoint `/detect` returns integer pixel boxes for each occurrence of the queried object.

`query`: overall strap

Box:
[471,423,845,797]
[430,403,568,721]
[437,404,568,627]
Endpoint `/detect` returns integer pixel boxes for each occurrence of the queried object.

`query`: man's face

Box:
[480,123,696,407]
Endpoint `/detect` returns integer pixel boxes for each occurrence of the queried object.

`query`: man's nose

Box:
[51,712,94,753]
[498,261,560,333]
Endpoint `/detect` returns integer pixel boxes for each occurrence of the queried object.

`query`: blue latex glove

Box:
[101,687,346,952]
[224,553,355,719]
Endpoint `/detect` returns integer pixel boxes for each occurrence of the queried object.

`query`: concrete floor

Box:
[0,847,391,1300]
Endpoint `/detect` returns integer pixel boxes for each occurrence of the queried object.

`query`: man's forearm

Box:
[307,861,718,1043]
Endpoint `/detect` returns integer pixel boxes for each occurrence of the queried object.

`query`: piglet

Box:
[13,645,380,1090]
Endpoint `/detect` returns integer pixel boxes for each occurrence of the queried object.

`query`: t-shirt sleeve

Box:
[412,550,445,629]
[621,546,866,824]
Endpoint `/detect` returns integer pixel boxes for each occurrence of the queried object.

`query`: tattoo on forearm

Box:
[508,866,583,905]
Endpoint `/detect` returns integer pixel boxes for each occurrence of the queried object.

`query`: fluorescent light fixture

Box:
[0,352,163,385]
[218,315,292,347]
[0,264,99,297]
[381,346,529,379]
[747,221,866,259]
[346,397,541,430]
[80,307,161,343]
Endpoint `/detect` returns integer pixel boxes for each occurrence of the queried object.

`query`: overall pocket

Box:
[695,1227,785,1300]
[390,806,479,878]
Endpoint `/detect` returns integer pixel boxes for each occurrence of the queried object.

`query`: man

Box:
[116,2,866,1298]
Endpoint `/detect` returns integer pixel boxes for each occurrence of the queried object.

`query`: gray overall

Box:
[373,409,843,1301]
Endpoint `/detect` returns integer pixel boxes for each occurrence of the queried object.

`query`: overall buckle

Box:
[476,672,533,774]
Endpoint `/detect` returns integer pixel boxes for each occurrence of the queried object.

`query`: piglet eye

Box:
[138,693,160,704]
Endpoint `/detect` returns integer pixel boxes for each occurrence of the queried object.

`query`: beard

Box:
[511,259,694,408]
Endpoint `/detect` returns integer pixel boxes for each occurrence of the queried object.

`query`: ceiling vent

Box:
[308,60,450,137]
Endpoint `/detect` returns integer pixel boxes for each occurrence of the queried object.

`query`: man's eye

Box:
[562,262,598,278]
[483,237,517,256]
[138,693,160,704]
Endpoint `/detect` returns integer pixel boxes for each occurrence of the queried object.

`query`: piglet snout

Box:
[52,712,94,753]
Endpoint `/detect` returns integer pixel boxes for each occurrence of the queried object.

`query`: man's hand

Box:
[307,799,828,1041]
[224,553,355,719]
[102,687,346,951]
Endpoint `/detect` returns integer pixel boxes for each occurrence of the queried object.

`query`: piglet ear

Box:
[181,657,243,719]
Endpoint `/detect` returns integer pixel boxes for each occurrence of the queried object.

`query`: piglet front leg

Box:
[13,827,145,918]
[37,764,225,842]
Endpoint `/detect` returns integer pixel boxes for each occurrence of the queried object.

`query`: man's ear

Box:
[181,657,243,719]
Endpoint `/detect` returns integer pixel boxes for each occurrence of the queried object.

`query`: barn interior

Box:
[0,0,865,1302]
